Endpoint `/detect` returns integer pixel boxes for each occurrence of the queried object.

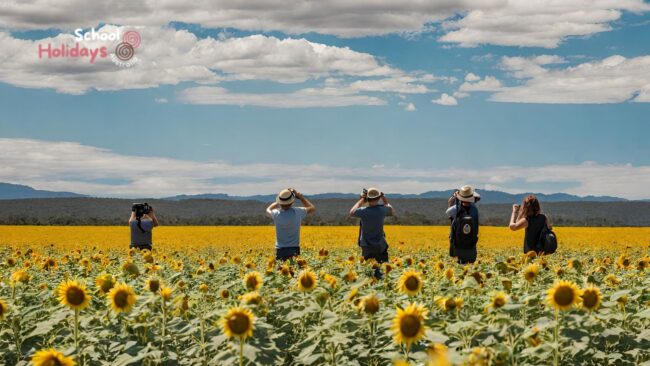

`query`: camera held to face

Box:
[132,202,152,218]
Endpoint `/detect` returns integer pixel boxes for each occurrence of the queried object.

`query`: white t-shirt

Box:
[270,207,308,249]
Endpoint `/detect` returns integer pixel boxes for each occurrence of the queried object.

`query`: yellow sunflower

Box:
[358,294,380,315]
[426,343,451,366]
[220,306,255,340]
[522,263,539,283]
[435,296,462,312]
[56,280,90,311]
[107,283,137,313]
[580,285,602,312]
[392,302,428,348]
[243,271,263,291]
[398,269,423,296]
[547,280,580,311]
[240,291,263,306]
[146,278,161,294]
[31,348,76,366]
[490,292,508,309]
[296,269,318,292]
[95,273,116,294]
[10,270,31,286]
[160,286,173,301]
[42,257,58,271]
[616,254,632,269]
[0,298,8,320]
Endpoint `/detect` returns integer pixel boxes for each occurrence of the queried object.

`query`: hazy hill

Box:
[0,197,647,226]
[0,182,85,199]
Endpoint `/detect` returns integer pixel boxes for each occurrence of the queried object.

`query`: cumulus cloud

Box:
[459,75,503,92]
[1,138,649,199]
[491,55,650,103]
[1,1,646,47]
[399,102,417,111]
[432,93,458,106]
[439,0,650,48]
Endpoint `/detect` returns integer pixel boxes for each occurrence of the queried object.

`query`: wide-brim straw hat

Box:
[276,189,295,205]
[367,187,381,200]
[457,185,477,203]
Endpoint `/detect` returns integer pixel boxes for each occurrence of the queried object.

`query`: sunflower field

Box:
[0,225,649,366]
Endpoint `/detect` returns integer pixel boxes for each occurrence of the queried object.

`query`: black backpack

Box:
[452,204,479,249]
[538,223,557,254]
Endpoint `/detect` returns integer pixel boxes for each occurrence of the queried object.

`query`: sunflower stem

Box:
[553,309,560,366]
[239,338,244,366]
[161,298,167,354]
[74,308,80,363]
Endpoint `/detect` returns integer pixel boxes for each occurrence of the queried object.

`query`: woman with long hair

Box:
[509,195,551,253]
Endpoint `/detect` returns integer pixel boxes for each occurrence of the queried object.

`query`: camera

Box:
[361,188,368,202]
[132,203,152,218]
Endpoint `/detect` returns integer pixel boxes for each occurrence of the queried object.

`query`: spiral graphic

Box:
[115,42,135,61]
[122,30,141,48]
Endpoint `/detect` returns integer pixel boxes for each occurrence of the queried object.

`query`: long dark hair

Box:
[520,195,541,219]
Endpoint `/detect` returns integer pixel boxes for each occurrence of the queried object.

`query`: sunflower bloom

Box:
[95,273,116,294]
[0,299,8,320]
[31,349,76,366]
[580,285,602,312]
[57,280,90,311]
[398,270,423,296]
[522,263,539,283]
[108,283,137,313]
[358,294,380,315]
[392,302,428,348]
[426,343,451,366]
[220,306,255,340]
[547,280,580,311]
[296,269,318,292]
[243,271,263,291]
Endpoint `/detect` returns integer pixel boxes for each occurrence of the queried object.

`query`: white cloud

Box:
[0,25,437,108]
[439,0,650,48]
[1,138,649,199]
[432,93,458,106]
[465,73,481,82]
[178,86,385,108]
[459,75,503,92]
[1,1,646,47]
[154,97,168,103]
[491,55,650,103]
[399,102,416,111]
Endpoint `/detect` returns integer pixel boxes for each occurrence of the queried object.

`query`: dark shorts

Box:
[361,246,389,264]
[276,247,300,261]
[130,244,152,251]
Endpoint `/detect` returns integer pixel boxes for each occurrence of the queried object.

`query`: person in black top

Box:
[446,185,480,264]
[509,195,551,253]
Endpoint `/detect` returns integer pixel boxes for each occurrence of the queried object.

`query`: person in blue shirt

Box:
[129,203,159,251]
[349,187,394,278]
[266,188,315,261]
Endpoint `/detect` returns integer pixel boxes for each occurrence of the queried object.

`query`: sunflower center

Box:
[300,275,314,289]
[227,313,251,335]
[400,314,421,338]
[493,297,505,308]
[113,290,129,308]
[66,287,86,306]
[246,277,259,289]
[404,276,420,291]
[149,280,160,293]
[554,286,575,306]
[582,290,598,309]
[445,298,456,310]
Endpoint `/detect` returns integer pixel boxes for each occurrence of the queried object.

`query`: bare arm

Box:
[149,208,159,227]
[266,202,279,218]
[349,197,365,217]
[129,211,136,224]
[295,191,315,214]
[381,193,394,216]
[509,205,527,231]
[447,191,459,207]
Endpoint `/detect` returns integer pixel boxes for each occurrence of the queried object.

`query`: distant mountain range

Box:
[0,182,86,199]
[0,182,636,204]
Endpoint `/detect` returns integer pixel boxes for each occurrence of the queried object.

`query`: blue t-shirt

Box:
[271,207,308,249]
[354,205,392,249]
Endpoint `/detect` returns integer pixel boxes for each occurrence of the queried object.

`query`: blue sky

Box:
[0,1,649,198]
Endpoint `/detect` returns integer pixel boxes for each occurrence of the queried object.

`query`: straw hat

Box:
[457,185,477,203]
[276,189,295,205]
[366,187,381,200]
